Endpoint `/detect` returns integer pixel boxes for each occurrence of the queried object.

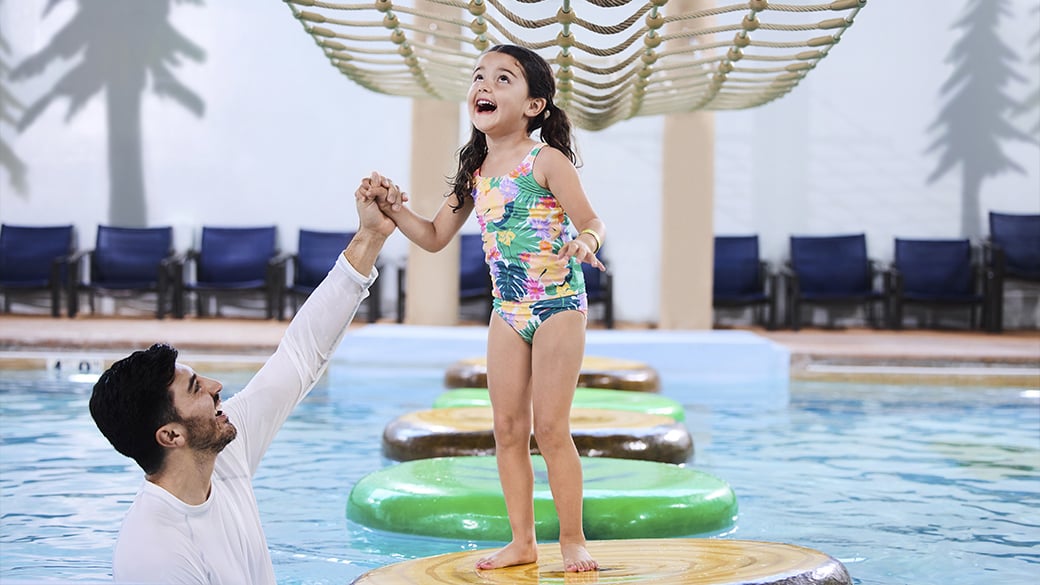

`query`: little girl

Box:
[361,44,605,573]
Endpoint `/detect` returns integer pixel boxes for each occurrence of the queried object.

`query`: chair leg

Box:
[173,289,184,319]
[68,287,78,318]
[991,277,1004,333]
[367,288,379,323]
[396,268,406,324]
[157,272,168,320]
[875,299,885,329]
[51,284,62,318]
[766,300,777,331]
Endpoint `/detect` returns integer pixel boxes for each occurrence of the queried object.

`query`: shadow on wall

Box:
[925,0,1039,240]
[8,0,206,227]
[1021,4,1040,139]
[0,0,28,196]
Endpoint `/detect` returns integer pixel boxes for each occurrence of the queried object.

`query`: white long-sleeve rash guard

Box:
[112,254,375,584]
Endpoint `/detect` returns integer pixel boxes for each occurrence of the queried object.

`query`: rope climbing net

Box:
[283,0,866,130]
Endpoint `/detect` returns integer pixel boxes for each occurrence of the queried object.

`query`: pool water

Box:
[1,358,1038,584]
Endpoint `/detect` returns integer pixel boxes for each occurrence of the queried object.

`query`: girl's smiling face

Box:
[468,51,545,136]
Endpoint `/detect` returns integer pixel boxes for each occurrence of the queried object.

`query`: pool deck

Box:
[0,315,1037,386]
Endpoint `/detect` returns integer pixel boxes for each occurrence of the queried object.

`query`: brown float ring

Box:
[351,538,852,585]
[444,356,661,392]
[382,407,692,464]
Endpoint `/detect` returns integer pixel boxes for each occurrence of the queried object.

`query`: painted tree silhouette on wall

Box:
[11,0,205,227]
[1016,4,1040,139]
[0,0,28,196]
[926,0,1032,239]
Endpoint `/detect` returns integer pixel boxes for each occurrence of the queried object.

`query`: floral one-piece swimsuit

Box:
[471,143,587,344]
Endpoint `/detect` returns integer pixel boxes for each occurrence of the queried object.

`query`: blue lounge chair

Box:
[179,226,287,319]
[0,223,75,317]
[783,233,886,330]
[985,212,1040,331]
[713,235,777,329]
[886,238,988,330]
[283,229,381,322]
[68,225,178,319]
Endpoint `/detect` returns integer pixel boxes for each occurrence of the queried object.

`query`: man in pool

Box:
[88,182,396,584]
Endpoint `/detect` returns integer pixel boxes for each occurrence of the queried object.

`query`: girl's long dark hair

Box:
[449,44,577,211]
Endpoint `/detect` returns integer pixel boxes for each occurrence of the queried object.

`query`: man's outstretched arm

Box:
[223,187,396,473]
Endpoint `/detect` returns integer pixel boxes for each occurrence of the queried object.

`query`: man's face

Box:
[168,363,237,453]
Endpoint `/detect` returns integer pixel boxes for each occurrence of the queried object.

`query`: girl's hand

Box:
[558,238,605,271]
[359,172,409,211]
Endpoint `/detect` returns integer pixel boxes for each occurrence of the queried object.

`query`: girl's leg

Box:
[530,311,598,572]
[476,313,537,570]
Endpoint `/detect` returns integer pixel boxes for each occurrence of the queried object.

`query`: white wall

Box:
[2,0,1038,325]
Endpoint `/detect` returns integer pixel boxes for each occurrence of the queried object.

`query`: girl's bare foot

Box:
[561,542,598,572]
[475,540,538,570]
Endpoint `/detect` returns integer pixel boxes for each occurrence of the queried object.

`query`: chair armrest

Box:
[868,258,885,276]
[758,260,774,292]
[159,252,185,280]
[779,263,799,295]
[267,253,291,289]
[67,249,91,264]
[883,265,902,295]
[868,259,886,290]
[65,249,92,285]
[982,239,1005,273]
[181,249,200,274]
[268,252,292,268]
[287,252,301,274]
[161,251,186,266]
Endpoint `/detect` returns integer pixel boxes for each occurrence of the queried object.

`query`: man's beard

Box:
[181,414,238,453]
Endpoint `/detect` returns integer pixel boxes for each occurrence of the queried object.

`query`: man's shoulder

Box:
[118,492,190,542]
[116,483,201,546]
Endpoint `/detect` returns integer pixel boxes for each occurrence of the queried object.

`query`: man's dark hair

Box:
[89,343,180,474]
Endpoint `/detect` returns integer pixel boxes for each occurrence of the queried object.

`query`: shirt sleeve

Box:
[224,254,376,475]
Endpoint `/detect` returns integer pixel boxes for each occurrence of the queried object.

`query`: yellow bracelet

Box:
[579,228,602,254]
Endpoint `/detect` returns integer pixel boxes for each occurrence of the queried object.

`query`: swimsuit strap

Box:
[523,143,546,168]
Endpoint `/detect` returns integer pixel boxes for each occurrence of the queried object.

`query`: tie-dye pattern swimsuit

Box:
[472,143,587,344]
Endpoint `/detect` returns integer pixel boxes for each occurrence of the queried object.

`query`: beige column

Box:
[403,1,462,325]
[658,0,715,330]
[405,100,460,325]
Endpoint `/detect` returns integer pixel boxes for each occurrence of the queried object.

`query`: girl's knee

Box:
[493,420,532,450]
[532,421,571,451]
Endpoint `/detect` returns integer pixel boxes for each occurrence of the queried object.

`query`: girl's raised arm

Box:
[362,172,473,253]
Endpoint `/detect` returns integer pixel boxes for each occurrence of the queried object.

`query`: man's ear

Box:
[526,97,547,119]
[155,423,185,448]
